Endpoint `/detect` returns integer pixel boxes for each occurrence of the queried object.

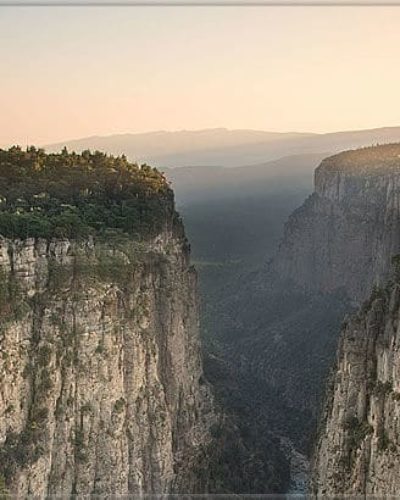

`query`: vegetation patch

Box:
[37,368,54,394]
[374,380,393,397]
[73,428,87,462]
[344,416,373,452]
[114,397,126,413]
[47,246,138,293]
[0,473,8,499]
[0,422,46,483]
[0,146,177,241]
[377,428,391,452]
[37,345,52,366]
[0,268,29,324]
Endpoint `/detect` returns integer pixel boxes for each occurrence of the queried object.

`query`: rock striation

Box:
[0,228,216,496]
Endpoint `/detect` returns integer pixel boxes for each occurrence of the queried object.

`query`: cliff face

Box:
[0,229,215,496]
[312,146,400,495]
[275,146,400,302]
[313,277,400,495]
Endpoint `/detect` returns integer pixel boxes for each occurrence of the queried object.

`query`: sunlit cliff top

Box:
[319,143,400,174]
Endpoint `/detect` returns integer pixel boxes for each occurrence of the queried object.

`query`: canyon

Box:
[202,143,400,492]
[3,143,400,495]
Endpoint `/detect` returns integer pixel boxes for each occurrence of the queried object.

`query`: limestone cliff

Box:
[311,145,400,494]
[312,273,400,495]
[0,231,216,496]
[275,143,400,302]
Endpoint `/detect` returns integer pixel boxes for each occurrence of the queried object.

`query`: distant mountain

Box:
[45,128,314,168]
[45,126,400,168]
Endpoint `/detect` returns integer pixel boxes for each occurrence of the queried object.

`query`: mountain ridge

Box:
[44,126,400,168]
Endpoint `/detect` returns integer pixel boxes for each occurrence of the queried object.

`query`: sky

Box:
[1,6,400,147]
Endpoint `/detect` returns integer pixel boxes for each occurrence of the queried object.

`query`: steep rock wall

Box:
[312,277,400,495]
[311,146,400,494]
[0,230,215,496]
[274,146,400,301]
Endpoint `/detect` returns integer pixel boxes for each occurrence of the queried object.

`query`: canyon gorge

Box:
[3,143,400,495]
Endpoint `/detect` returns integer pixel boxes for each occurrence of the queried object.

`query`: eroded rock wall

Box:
[313,279,400,495]
[274,154,400,301]
[0,232,215,496]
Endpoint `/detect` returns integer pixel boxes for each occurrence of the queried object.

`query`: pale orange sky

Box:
[1,6,400,147]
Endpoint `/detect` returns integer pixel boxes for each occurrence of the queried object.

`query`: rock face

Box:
[312,277,400,495]
[311,145,400,495]
[275,144,400,302]
[0,228,215,496]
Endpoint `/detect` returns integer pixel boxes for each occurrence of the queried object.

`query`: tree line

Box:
[0,146,175,240]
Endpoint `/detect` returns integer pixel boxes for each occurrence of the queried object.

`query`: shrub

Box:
[37,345,52,366]
[0,472,9,499]
[344,416,373,451]
[377,428,390,451]
[375,380,393,396]
[114,397,126,413]
[37,369,53,394]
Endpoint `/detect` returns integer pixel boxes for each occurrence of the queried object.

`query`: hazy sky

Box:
[1,6,400,147]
